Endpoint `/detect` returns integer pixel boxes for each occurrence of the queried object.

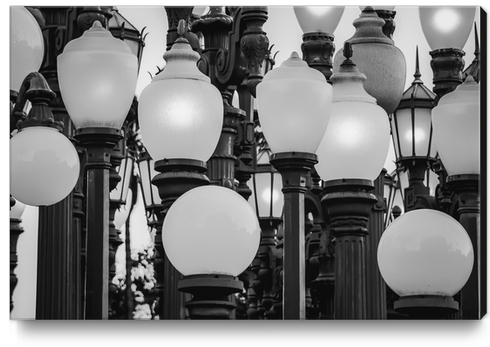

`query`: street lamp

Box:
[391,47,437,211]
[247,145,284,318]
[378,209,474,318]
[57,20,138,319]
[162,185,260,319]
[432,76,481,319]
[316,42,391,320]
[257,51,332,319]
[10,73,80,207]
[137,19,224,319]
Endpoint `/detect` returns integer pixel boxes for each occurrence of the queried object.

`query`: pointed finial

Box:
[344,41,353,60]
[414,45,422,81]
[474,22,480,54]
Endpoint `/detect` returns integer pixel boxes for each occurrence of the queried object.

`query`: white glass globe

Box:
[419,7,476,50]
[10,6,44,92]
[162,186,261,277]
[432,77,480,175]
[378,209,474,298]
[316,63,390,182]
[138,39,223,162]
[257,52,332,154]
[294,6,344,35]
[10,127,80,206]
[58,21,138,129]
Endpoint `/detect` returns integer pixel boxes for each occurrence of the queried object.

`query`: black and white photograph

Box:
[7,2,487,345]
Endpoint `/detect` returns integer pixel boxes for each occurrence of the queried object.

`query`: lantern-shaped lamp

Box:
[333,6,406,115]
[58,21,138,130]
[10,6,44,94]
[110,154,134,206]
[392,47,437,164]
[138,22,223,162]
[378,209,474,317]
[248,147,284,222]
[257,52,332,154]
[431,77,480,176]
[316,43,391,183]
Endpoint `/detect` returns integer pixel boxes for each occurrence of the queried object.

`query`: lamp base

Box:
[394,295,459,319]
[178,274,243,319]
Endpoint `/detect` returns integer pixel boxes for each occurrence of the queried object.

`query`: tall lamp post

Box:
[316,42,391,319]
[257,52,333,319]
[57,20,138,319]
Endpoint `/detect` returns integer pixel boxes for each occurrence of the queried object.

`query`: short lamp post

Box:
[316,43,391,319]
[257,52,332,319]
[57,20,138,319]
[378,209,474,319]
[162,186,260,319]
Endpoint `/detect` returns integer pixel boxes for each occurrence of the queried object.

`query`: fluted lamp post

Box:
[293,6,344,80]
[162,185,260,319]
[57,20,138,319]
[138,20,224,319]
[316,42,391,319]
[257,51,333,319]
[378,209,474,319]
[432,77,482,319]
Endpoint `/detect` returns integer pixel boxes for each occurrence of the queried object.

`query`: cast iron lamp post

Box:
[57,20,138,319]
[247,145,284,318]
[257,51,333,319]
[378,209,474,319]
[138,19,224,319]
[316,42,391,320]
[162,185,260,319]
[432,77,482,319]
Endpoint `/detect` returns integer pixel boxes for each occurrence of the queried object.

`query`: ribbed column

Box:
[322,179,377,320]
[366,171,387,319]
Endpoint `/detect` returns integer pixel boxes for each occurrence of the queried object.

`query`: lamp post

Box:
[432,77,482,319]
[58,20,138,319]
[162,186,260,319]
[257,51,332,319]
[138,19,224,319]
[391,47,437,211]
[378,209,474,319]
[316,42,391,319]
[247,145,284,318]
